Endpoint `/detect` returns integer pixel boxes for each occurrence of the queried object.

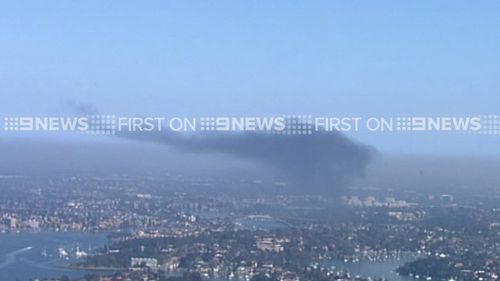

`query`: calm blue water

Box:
[329,258,416,281]
[0,231,416,281]
[0,232,109,281]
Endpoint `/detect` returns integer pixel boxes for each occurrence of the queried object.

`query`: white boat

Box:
[58,247,69,258]
[75,245,88,258]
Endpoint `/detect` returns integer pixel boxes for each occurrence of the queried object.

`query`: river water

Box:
[0,231,415,281]
[329,258,416,281]
[0,231,109,281]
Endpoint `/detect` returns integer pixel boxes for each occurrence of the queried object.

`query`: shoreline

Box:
[62,264,127,272]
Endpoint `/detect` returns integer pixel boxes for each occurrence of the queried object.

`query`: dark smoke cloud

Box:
[63,103,375,193]
[120,129,375,194]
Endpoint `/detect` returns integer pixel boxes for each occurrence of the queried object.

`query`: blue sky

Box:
[1,1,499,154]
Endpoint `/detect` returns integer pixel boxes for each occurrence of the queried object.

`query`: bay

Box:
[0,231,109,281]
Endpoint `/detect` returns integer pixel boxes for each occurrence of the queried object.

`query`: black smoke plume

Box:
[120,128,375,194]
[64,102,375,193]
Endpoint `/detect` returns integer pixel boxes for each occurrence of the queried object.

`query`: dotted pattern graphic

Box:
[396,117,412,131]
[474,115,500,135]
[200,117,217,131]
[3,117,20,131]
[83,115,117,135]
[279,115,313,135]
